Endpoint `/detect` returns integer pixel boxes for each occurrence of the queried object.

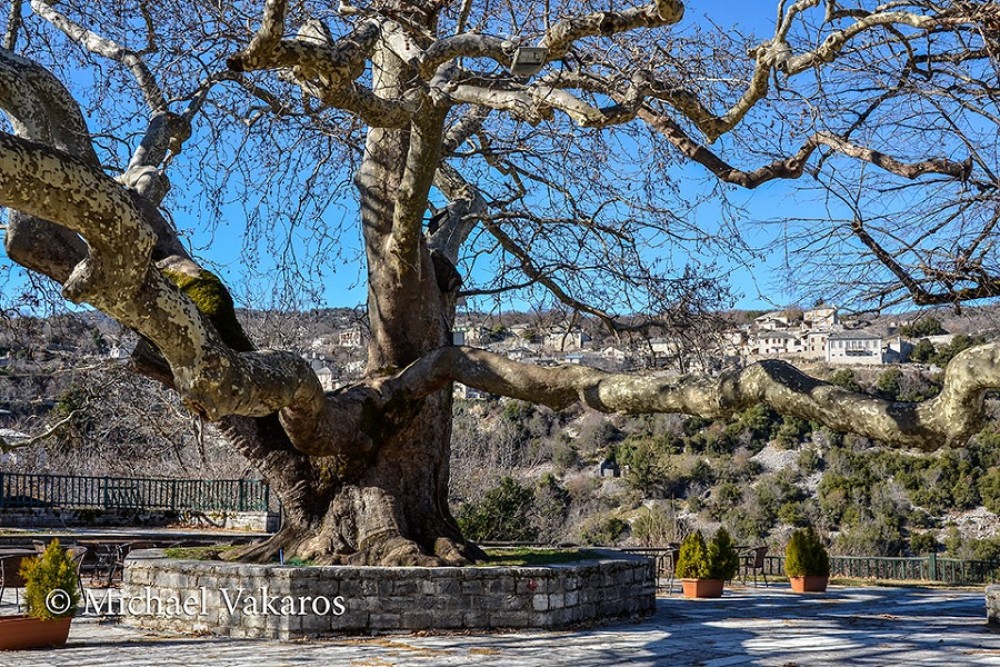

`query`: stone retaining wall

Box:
[986,585,1000,627]
[121,548,655,639]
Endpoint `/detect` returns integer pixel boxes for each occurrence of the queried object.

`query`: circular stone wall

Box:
[121,549,655,639]
[986,585,1000,628]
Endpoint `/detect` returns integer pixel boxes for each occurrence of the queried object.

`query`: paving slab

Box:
[2,586,999,666]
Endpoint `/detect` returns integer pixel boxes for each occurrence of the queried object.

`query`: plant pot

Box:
[0,616,72,650]
[789,575,829,593]
[681,578,725,598]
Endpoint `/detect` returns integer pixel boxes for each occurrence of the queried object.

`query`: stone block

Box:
[369,613,401,630]
[400,611,434,630]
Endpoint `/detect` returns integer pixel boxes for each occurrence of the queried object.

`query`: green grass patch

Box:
[478,548,604,567]
[283,556,315,567]
[163,545,230,561]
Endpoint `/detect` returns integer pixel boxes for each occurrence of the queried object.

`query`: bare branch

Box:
[0,409,82,453]
[30,0,165,111]
[852,218,1000,306]
[638,108,975,189]
[2,0,21,50]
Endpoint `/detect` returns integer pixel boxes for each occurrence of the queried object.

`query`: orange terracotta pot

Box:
[789,575,829,593]
[681,578,725,598]
[0,616,72,650]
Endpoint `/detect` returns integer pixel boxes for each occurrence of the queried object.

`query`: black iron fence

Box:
[764,554,1000,585]
[0,471,270,512]
[623,547,1000,585]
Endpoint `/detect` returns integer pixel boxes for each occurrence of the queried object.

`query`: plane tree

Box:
[0,0,997,564]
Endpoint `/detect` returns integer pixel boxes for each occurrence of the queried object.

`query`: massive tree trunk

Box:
[232,41,477,565]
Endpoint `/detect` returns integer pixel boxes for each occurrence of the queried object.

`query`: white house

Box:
[508,323,537,341]
[601,346,628,361]
[756,330,801,357]
[343,360,365,376]
[754,312,790,331]
[803,306,839,330]
[826,330,884,364]
[507,347,536,361]
[314,367,337,391]
[338,326,366,348]
[543,329,591,351]
[803,330,832,360]
[453,383,490,400]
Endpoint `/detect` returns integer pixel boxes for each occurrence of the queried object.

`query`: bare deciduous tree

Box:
[0,0,997,564]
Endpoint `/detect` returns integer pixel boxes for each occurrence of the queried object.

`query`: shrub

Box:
[828,369,861,392]
[784,527,830,578]
[834,516,905,557]
[899,317,945,338]
[707,528,741,580]
[20,539,80,620]
[875,368,903,400]
[910,338,936,363]
[456,477,539,542]
[778,501,809,527]
[579,515,628,546]
[675,531,711,579]
[533,474,570,542]
[551,440,580,471]
[979,468,1000,514]
[797,447,822,473]
[775,416,812,449]
[675,529,740,580]
[909,532,940,555]
[931,334,983,366]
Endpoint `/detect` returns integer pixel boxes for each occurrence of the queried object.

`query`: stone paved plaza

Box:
[3,586,1000,666]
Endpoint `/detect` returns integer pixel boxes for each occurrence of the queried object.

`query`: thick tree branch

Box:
[0,47,94,281]
[0,131,332,454]
[230,0,288,71]
[389,109,447,277]
[229,17,412,128]
[541,0,685,60]
[380,343,997,451]
[419,33,511,78]
[430,162,487,263]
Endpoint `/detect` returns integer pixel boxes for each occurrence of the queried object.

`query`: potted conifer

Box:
[0,539,80,650]
[785,527,831,593]
[675,528,741,598]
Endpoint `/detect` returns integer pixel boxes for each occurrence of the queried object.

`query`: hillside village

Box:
[281,304,988,400]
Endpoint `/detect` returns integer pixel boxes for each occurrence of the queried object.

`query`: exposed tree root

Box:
[223,525,486,566]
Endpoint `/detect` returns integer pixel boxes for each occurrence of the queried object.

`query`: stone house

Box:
[826,330,884,364]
